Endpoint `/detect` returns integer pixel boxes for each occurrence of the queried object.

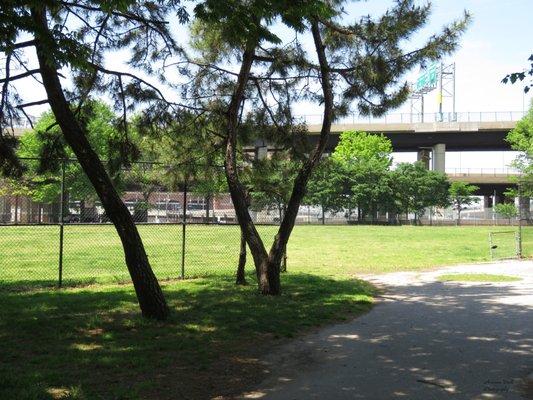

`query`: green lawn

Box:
[0,275,374,400]
[0,224,531,285]
[1,224,531,399]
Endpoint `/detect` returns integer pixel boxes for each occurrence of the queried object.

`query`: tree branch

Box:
[0,69,42,84]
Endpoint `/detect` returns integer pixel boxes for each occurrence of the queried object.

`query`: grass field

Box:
[1,224,531,399]
[0,224,531,286]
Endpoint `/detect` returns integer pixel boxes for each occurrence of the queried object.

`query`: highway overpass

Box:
[306,120,516,152]
[445,168,519,198]
[256,111,525,200]
[7,112,525,199]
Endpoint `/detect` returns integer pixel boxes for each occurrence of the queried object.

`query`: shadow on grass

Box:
[0,273,374,400]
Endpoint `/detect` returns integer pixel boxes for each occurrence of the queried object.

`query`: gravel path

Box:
[241,261,533,400]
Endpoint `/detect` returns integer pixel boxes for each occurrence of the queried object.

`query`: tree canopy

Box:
[448,181,479,223]
[506,102,533,196]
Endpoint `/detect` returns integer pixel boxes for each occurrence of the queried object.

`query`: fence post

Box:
[181,182,187,279]
[517,186,523,258]
[489,232,494,260]
[58,159,65,287]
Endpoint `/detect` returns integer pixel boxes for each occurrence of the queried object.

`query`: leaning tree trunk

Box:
[224,40,272,292]
[32,7,169,320]
[236,230,247,285]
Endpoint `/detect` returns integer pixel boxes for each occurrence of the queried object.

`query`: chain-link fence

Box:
[0,158,283,287]
[0,222,280,287]
[1,157,531,288]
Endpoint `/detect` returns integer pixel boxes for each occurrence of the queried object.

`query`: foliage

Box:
[0,0,188,177]
[448,181,479,221]
[305,132,452,223]
[494,203,518,220]
[14,101,123,203]
[248,153,300,220]
[133,110,229,215]
[332,131,393,169]
[392,162,450,221]
[507,103,533,155]
[305,157,345,221]
[331,131,393,220]
[506,102,533,196]
[502,54,533,93]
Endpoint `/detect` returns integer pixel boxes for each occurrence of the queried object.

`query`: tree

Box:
[506,102,533,197]
[134,110,229,223]
[494,203,518,224]
[332,131,393,222]
[249,154,299,223]
[15,101,126,221]
[305,157,345,224]
[0,2,189,319]
[392,162,450,223]
[188,0,469,294]
[448,181,479,225]
[502,54,533,93]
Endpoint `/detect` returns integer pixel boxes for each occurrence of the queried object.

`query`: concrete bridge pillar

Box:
[256,146,267,160]
[417,148,431,169]
[432,143,446,172]
[483,196,492,209]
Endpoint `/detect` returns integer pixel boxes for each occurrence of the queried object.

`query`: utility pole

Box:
[438,62,443,122]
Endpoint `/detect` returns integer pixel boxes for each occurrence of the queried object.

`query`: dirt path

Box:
[240,261,533,400]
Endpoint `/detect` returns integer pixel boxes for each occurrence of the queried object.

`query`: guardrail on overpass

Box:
[445,168,521,186]
[445,168,521,176]
[297,111,526,125]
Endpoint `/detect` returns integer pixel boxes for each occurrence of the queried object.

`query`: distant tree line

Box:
[305,131,479,224]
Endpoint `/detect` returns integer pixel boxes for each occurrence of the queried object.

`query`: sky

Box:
[341,0,533,169]
[11,0,533,170]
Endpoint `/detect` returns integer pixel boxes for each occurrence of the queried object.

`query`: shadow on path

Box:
[243,269,533,400]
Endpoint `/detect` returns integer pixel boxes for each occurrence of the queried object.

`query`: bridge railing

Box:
[298,111,526,125]
[445,167,521,176]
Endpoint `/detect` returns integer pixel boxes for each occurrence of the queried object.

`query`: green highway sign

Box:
[415,62,439,93]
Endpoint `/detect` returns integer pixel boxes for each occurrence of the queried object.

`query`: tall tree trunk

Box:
[236,230,247,285]
[32,7,169,320]
[262,20,335,294]
[224,39,271,292]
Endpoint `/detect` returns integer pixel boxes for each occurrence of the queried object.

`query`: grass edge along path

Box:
[0,274,375,400]
[437,273,523,282]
